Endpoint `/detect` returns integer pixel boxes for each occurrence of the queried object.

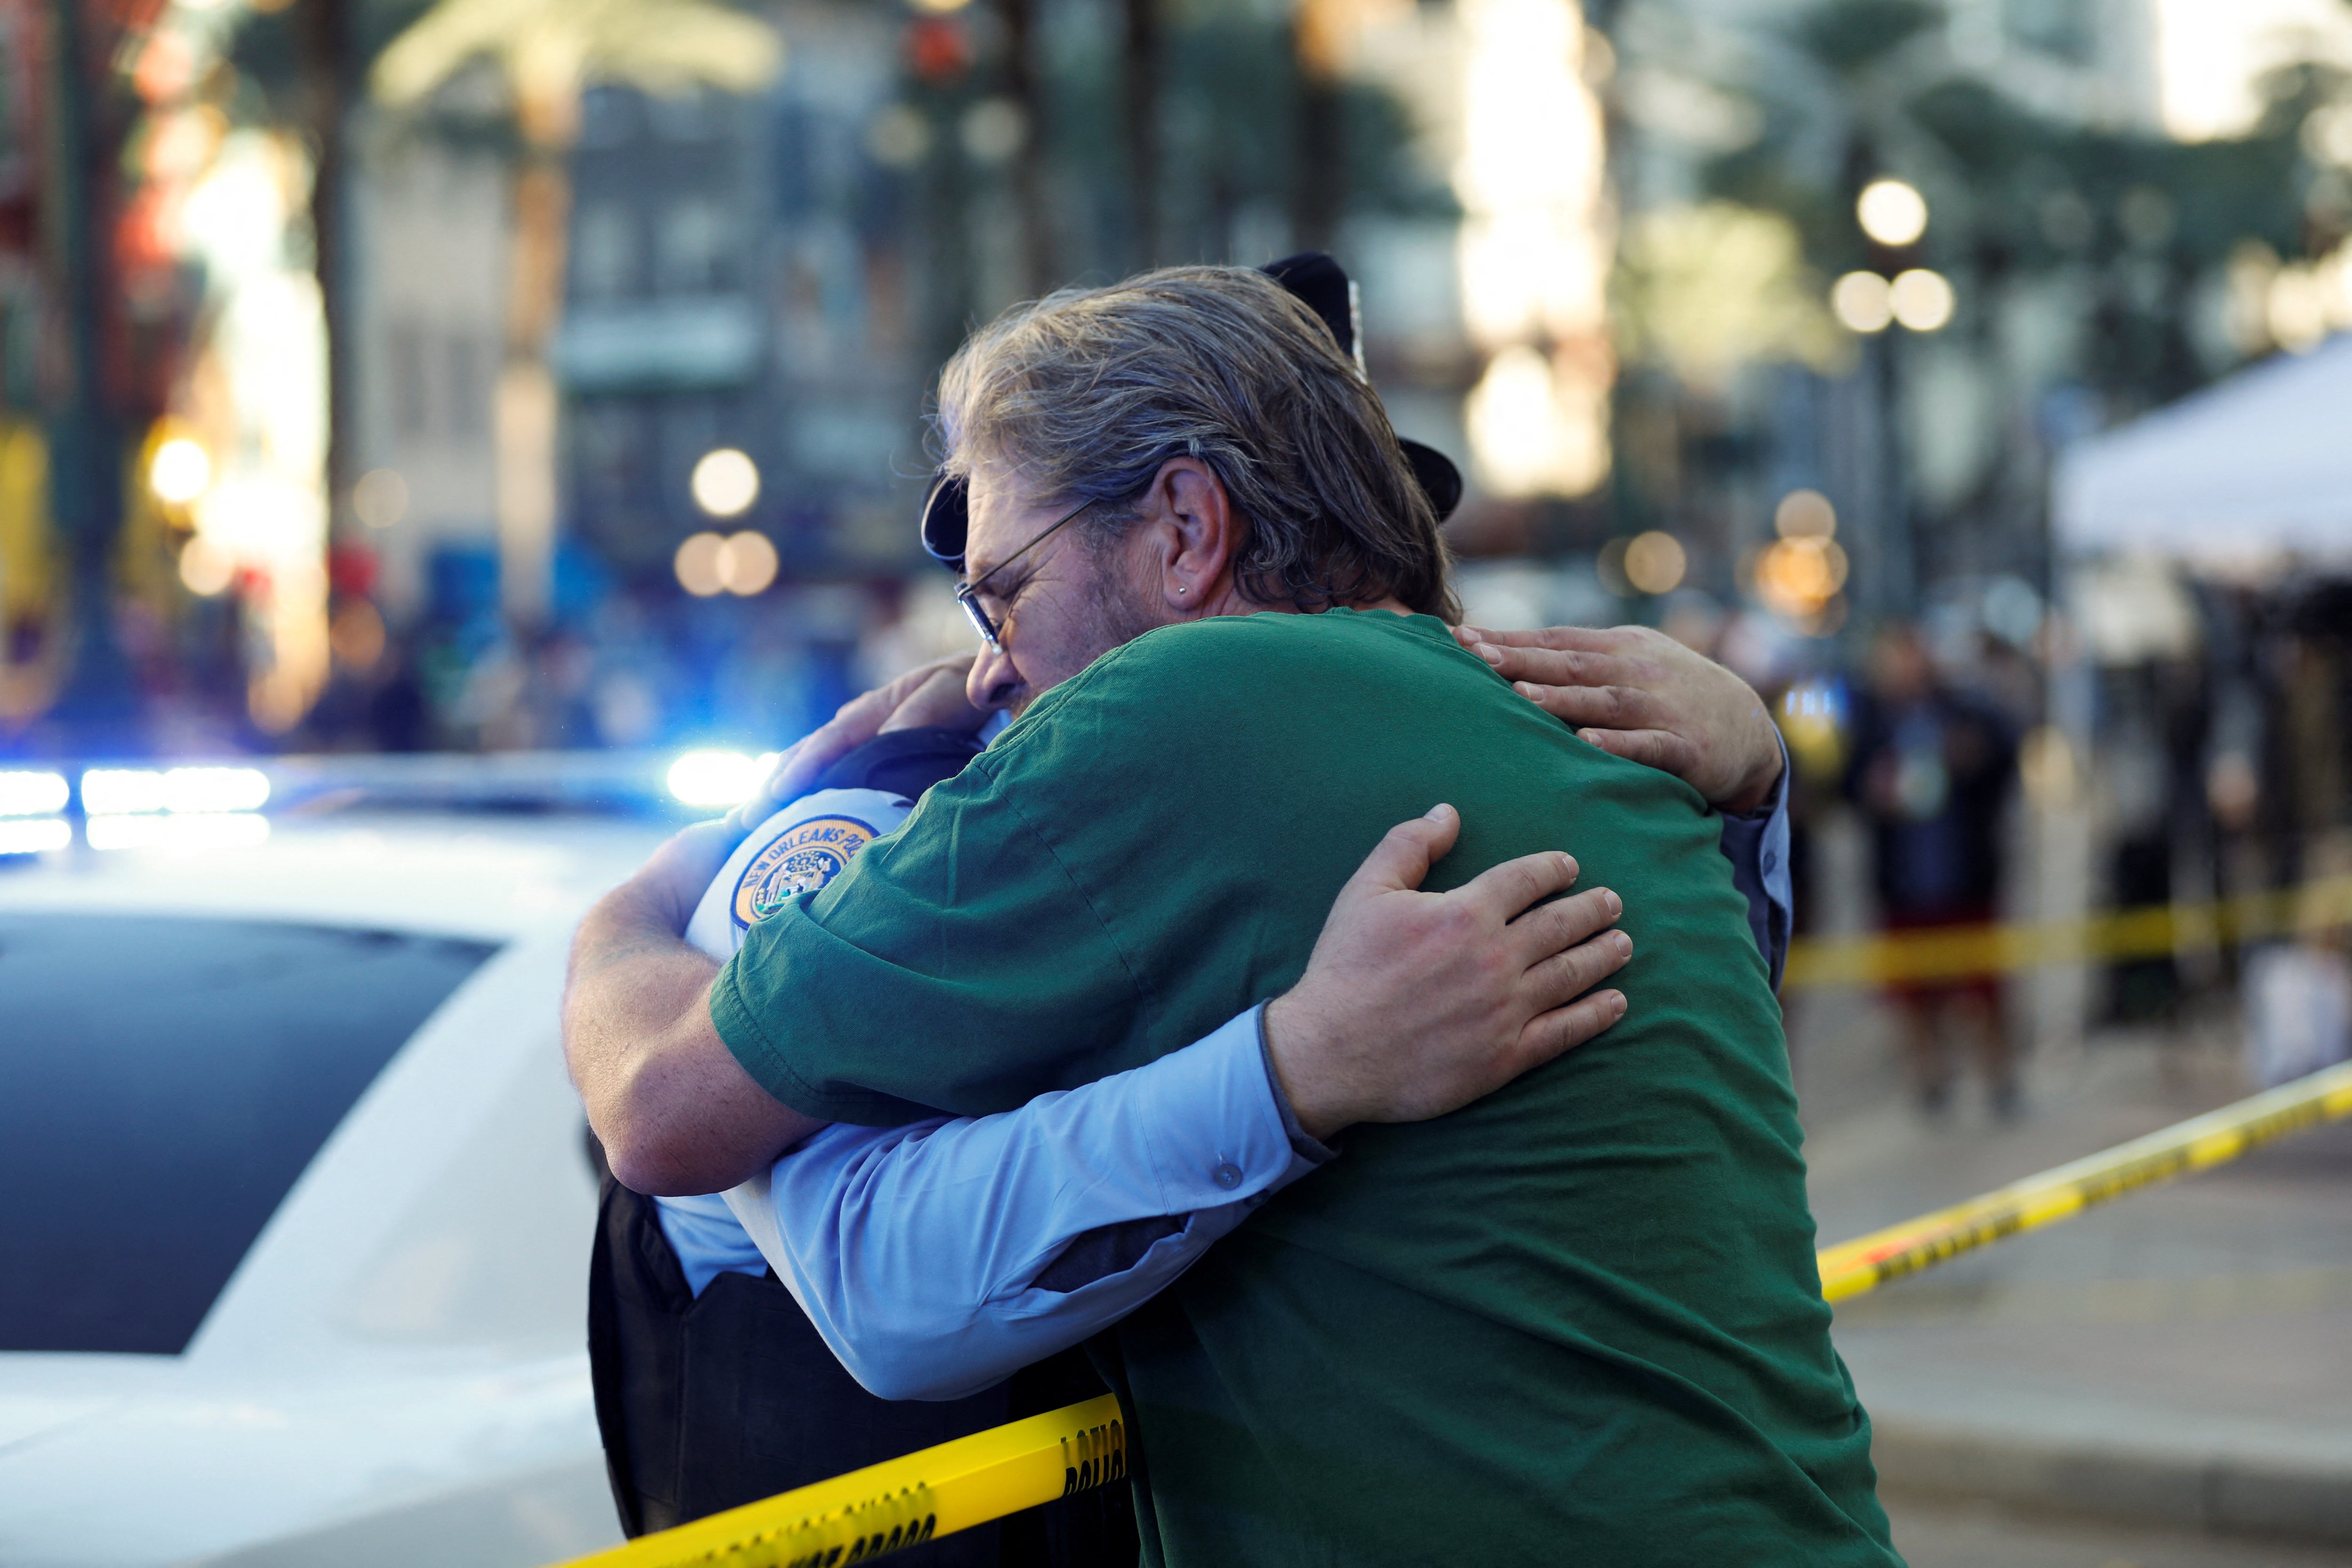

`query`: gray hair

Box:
[932,266,1458,620]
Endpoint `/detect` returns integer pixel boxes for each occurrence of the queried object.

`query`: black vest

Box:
[587,728,1138,1566]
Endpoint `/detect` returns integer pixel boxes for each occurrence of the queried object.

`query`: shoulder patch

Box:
[731,815,880,928]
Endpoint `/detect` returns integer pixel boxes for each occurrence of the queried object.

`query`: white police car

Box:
[0,799,672,1568]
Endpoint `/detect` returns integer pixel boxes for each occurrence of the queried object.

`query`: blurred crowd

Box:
[1614,567,2352,1117]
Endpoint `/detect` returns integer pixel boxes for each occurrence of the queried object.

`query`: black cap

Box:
[921,253,1464,570]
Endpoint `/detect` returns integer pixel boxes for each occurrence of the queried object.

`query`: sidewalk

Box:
[1794,1003,2352,1545]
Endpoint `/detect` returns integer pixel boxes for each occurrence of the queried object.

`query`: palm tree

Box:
[370,0,783,626]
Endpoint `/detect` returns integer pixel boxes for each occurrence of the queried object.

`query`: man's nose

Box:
[967,640,1023,712]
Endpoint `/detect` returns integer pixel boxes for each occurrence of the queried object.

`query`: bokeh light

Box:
[178,537,235,596]
[1774,489,1837,540]
[1890,269,1956,332]
[667,748,763,807]
[1465,344,1607,499]
[675,532,727,597]
[1755,536,1850,622]
[150,438,213,505]
[718,530,779,596]
[667,530,785,597]
[691,448,761,518]
[161,766,271,814]
[353,468,409,529]
[1623,531,1687,595]
[1831,271,1894,333]
[1455,0,1612,498]
[80,766,269,815]
[81,769,168,815]
[1856,179,1928,247]
[0,818,72,856]
[0,771,69,816]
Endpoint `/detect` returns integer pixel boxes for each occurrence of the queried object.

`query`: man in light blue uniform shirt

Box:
[654,631,1794,1402]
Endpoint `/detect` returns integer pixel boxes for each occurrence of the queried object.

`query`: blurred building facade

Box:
[0,0,2342,1018]
[350,134,506,629]
[312,0,1508,756]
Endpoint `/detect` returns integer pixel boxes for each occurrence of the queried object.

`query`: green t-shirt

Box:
[713,609,1897,1567]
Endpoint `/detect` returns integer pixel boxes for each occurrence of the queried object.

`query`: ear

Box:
[1136,456,1241,613]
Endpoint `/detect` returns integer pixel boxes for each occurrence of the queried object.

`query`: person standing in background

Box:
[1846,624,2020,1118]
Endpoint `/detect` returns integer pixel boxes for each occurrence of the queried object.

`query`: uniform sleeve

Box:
[723,1007,1327,1401]
[708,742,1153,1125]
[1716,731,1794,989]
[652,1191,772,1298]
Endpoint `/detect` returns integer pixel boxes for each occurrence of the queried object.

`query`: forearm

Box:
[564,876,823,1194]
[724,1007,1319,1400]
[564,883,722,1182]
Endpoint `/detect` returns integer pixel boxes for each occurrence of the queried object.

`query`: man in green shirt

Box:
[575,266,1897,1565]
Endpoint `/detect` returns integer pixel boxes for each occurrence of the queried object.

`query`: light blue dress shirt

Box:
[658,739,1794,1400]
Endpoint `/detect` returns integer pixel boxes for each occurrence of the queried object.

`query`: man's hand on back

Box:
[1265,804,1631,1142]
[1454,624,1784,815]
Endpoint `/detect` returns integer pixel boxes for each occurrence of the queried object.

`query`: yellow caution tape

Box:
[1782,874,2352,989]
[1816,1059,2352,1303]
[552,1062,2352,1568]
[548,1394,1123,1568]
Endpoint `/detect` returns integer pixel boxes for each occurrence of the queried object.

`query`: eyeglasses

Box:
[955,495,1097,649]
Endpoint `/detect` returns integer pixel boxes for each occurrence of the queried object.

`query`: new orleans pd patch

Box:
[732,815,879,929]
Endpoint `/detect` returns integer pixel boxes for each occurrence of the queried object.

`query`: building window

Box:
[444,333,490,444]
[390,323,429,439]
[579,86,640,149]
[656,198,732,296]
[649,88,716,143]
[573,202,641,302]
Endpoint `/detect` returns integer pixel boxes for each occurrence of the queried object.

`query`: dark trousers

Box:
[588,1169,1137,1566]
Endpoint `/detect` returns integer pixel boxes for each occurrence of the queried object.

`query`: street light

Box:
[1857,179,1927,247]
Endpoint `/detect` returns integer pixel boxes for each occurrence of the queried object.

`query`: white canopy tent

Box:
[2052,333,2352,568]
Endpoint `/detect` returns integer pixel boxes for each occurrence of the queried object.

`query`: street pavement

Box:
[1789,991,2352,1553]
[1886,1493,2352,1568]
